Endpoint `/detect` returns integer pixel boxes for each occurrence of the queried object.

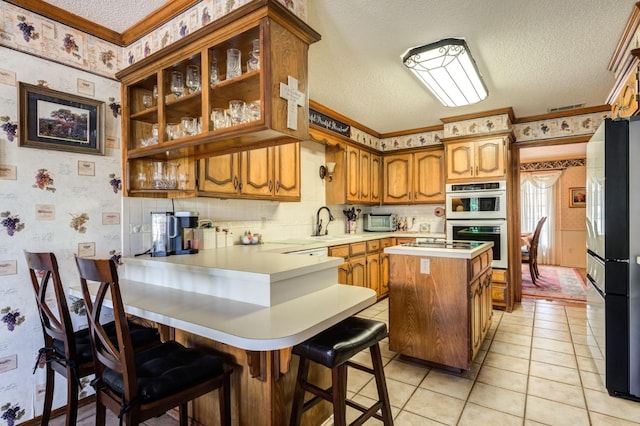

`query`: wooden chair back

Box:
[74,256,138,403]
[25,251,94,425]
[529,216,547,257]
[26,251,75,359]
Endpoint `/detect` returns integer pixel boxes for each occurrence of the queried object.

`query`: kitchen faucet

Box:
[314,206,335,236]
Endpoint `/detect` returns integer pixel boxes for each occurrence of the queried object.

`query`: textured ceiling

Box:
[45,0,635,134]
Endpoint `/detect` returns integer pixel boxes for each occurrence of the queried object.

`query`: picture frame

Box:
[569,187,586,208]
[18,82,105,155]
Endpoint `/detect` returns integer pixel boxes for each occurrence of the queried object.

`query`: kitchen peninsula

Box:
[385,240,493,370]
[71,244,376,426]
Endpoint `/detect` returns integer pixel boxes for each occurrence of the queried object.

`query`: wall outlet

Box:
[420,258,430,274]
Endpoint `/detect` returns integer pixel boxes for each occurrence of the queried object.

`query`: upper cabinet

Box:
[312,127,381,205]
[116,0,320,197]
[197,142,300,201]
[382,148,445,204]
[444,136,506,182]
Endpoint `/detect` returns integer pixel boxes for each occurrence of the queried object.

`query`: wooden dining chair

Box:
[25,251,160,426]
[75,256,232,426]
[522,216,547,285]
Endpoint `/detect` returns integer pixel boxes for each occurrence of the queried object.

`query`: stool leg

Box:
[332,364,348,426]
[179,402,188,425]
[289,357,310,426]
[370,344,393,425]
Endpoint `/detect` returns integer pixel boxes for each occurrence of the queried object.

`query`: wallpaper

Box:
[0,47,121,423]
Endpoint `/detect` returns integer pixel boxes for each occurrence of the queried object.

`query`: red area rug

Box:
[521,264,586,302]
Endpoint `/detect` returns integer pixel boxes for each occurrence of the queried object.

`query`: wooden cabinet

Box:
[388,248,492,370]
[329,238,395,298]
[491,268,509,310]
[198,143,300,201]
[379,237,396,296]
[382,148,445,204]
[313,128,380,205]
[117,1,320,197]
[445,137,506,181]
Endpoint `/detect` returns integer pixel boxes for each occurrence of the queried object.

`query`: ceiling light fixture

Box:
[402,38,488,107]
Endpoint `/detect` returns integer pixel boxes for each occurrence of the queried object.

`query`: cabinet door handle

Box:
[276,180,281,193]
[268,179,273,192]
[233,176,239,190]
[476,165,478,176]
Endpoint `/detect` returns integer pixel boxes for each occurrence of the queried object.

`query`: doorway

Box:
[516,143,587,302]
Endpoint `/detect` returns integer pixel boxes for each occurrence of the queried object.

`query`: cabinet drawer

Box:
[492,268,507,283]
[491,281,507,305]
[367,240,381,253]
[350,242,367,256]
[380,238,396,248]
[329,244,349,259]
[470,250,491,280]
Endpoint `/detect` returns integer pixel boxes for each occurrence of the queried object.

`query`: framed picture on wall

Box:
[18,82,105,155]
[569,187,586,208]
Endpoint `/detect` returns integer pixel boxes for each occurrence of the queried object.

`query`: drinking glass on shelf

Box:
[178,173,188,190]
[229,100,246,125]
[247,39,260,71]
[211,108,227,130]
[210,58,219,87]
[137,172,147,188]
[181,117,197,136]
[166,123,182,140]
[142,94,153,108]
[170,71,184,98]
[226,48,242,80]
[246,101,261,121]
[185,65,201,93]
[152,84,158,100]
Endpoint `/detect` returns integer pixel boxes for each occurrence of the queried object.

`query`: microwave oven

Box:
[364,214,397,232]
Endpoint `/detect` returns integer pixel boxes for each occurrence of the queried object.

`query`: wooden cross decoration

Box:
[279,76,305,130]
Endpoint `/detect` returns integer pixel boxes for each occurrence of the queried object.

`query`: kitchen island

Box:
[385,240,493,370]
[71,246,376,425]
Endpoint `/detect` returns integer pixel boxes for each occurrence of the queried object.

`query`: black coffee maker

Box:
[151,211,199,256]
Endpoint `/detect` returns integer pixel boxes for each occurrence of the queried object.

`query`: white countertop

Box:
[384,241,493,259]
[70,281,376,351]
[266,231,446,253]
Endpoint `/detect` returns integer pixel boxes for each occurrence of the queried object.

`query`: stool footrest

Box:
[345,360,374,375]
[346,399,384,425]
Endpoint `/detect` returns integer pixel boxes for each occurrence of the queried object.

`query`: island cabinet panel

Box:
[388,249,492,370]
[176,330,332,425]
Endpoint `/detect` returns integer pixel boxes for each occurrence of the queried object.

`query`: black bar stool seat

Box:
[289,316,393,426]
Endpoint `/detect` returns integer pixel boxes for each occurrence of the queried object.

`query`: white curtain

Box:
[520,170,562,265]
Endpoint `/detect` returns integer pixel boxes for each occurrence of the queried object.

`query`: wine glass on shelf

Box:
[186,65,201,93]
[170,71,184,98]
[152,84,158,100]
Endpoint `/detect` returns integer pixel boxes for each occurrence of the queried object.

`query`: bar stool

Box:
[289,316,393,426]
[25,251,161,426]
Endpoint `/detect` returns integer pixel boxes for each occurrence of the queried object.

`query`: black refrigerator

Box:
[586,117,640,401]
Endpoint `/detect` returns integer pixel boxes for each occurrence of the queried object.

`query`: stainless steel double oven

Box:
[445,181,508,269]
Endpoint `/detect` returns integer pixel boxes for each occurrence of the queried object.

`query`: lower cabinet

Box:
[329,238,397,298]
[491,268,509,309]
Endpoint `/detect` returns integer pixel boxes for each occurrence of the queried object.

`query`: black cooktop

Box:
[402,240,485,250]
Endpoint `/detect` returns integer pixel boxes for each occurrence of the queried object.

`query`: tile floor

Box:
[50,297,640,425]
